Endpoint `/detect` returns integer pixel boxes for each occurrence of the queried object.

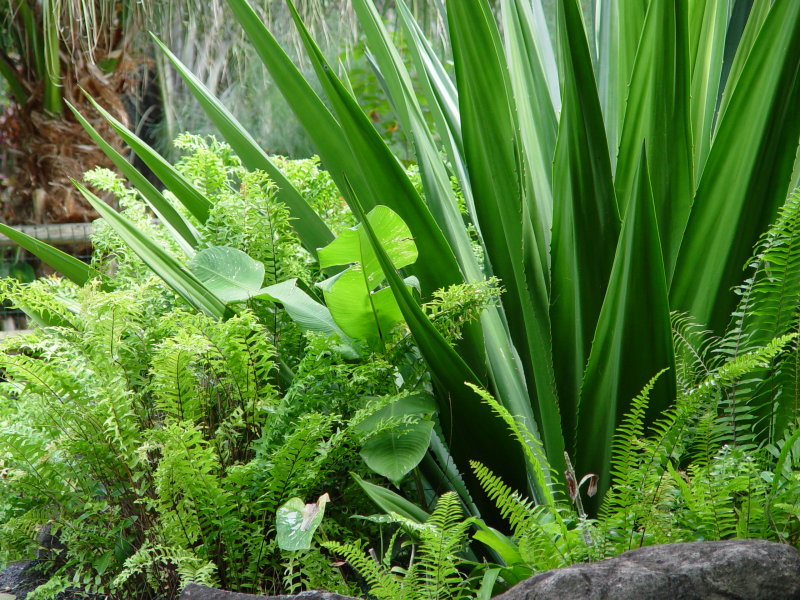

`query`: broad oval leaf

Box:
[357,393,438,484]
[355,393,437,434]
[255,279,358,358]
[360,420,434,485]
[318,205,418,286]
[188,246,264,303]
[317,206,418,349]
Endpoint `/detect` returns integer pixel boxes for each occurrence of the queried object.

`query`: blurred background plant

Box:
[0,0,142,223]
[0,0,468,225]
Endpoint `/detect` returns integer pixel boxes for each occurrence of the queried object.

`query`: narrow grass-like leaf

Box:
[41,0,62,115]
[0,58,26,104]
[394,0,478,225]
[151,34,334,255]
[82,93,213,224]
[67,101,200,254]
[386,1,547,460]
[577,150,675,502]
[72,181,228,319]
[226,0,464,298]
[0,224,105,288]
[672,1,800,331]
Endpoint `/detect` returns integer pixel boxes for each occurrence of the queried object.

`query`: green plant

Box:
[28,0,795,512]
[323,492,475,600]
[6,0,800,569]
[0,0,151,222]
[0,135,512,598]
[331,188,800,598]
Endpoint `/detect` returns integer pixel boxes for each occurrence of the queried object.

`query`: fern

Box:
[465,383,556,510]
[672,313,720,394]
[471,461,584,571]
[323,539,404,600]
[415,492,470,600]
[601,370,667,522]
[323,492,473,600]
[601,336,796,552]
[717,192,800,445]
[114,542,219,596]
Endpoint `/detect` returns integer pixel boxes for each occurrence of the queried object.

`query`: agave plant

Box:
[7,0,800,518]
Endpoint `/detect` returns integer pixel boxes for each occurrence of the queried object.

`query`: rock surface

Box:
[0,561,47,599]
[493,539,800,600]
[180,583,360,600]
[0,560,100,600]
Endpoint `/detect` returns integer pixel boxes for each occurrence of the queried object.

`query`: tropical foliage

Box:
[0,0,145,222]
[0,143,502,598]
[1,0,800,598]
[40,0,800,506]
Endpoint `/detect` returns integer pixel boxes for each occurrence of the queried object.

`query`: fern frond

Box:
[672,312,720,393]
[114,542,219,592]
[416,492,470,600]
[322,540,402,600]
[465,383,556,508]
[604,370,668,516]
[718,192,800,444]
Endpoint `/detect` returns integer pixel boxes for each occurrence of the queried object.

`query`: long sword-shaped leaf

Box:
[225,0,463,298]
[396,0,461,149]
[349,192,533,513]
[687,0,730,177]
[550,0,620,452]
[0,224,105,287]
[82,94,213,224]
[395,0,476,222]
[717,0,771,124]
[577,150,675,501]
[615,0,693,279]
[502,0,558,252]
[0,58,26,104]
[672,0,800,331]
[594,0,648,169]
[351,0,466,261]
[351,473,430,523]
[448,0,564,476]
[72,181,228,319]
[354,0,542,465]
[286,0,465,295]
[67,102,200,255]
[150,34,334,255]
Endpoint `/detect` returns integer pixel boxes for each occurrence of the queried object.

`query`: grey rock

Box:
[0,561,36,595]
[180,583,361,600]
[493,539,800,600]
[0,560,103,600]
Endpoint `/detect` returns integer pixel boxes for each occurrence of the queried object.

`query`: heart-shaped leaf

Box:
[357,394,437,484]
